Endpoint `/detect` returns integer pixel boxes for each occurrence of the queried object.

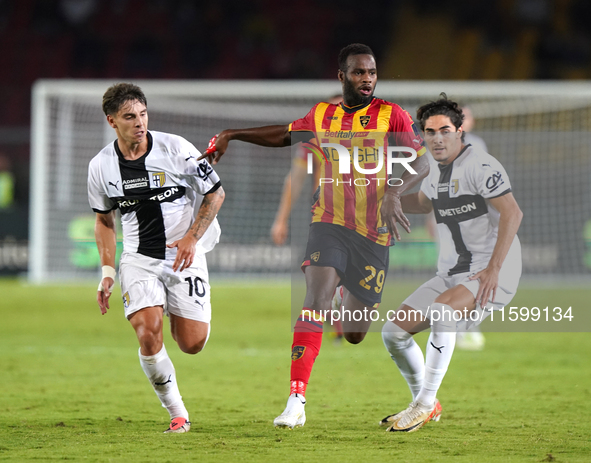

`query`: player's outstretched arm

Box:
[94,211,117,315]
[470,192,523,307]
[380,154,430,240]
[198,125,291,165]
[168,186,225,272]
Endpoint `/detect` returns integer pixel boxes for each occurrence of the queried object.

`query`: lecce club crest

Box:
[291,346,306,361]
[152,172,166,187]
[359,115,371,128]
[311,251,320,262]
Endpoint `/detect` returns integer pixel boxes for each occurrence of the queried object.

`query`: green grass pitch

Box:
[1,279,589,462]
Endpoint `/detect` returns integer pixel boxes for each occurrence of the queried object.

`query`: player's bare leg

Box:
[129,306,165,355]
[274,266,340,429]
[129,307,191,433]
[340,286,375,344]
[169,315,210,355]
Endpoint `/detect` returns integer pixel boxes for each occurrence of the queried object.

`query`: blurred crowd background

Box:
[0,0,590,274]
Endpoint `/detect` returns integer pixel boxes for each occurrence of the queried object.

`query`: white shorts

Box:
[402,257,521,329]
[119,252,211,323]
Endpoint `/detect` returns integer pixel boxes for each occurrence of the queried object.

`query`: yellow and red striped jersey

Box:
[289,97,426,246]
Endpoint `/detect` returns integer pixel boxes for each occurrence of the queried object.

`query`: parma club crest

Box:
[122,292,130,309]
[151,172,166,187]
[291,346,306,361]
[451,179,459,194]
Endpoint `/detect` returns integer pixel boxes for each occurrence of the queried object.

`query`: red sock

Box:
[290,308,324,397]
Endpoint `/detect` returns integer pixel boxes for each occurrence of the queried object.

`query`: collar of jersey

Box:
[114,131,153,162]
[340,97,374,114]
[438,143,471,172]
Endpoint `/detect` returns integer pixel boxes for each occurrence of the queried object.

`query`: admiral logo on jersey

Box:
[123,177,149,190]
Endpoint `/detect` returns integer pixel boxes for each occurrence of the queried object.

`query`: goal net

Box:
[30,80,591,283]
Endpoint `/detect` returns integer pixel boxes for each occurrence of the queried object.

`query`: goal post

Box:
[29,80,591,283]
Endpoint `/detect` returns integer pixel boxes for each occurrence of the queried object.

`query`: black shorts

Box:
[302,222,389,307]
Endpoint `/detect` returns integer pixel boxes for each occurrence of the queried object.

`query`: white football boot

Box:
[386,400,442,433]
[273,393,306,429]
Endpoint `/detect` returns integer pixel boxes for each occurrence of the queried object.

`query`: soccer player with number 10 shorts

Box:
[201,44,428,428]
[88,83,225,433]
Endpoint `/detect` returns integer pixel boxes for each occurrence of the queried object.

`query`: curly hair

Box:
[102,83,147,116]
[338,43,375,72]
[416,93,464,133]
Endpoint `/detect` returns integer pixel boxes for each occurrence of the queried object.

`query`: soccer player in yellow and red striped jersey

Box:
[200,43,429,429]
[290,95,426,246]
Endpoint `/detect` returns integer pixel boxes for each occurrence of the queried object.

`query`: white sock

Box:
[382,322,425,401]
[416,304,456,409]
[139,344,189,420]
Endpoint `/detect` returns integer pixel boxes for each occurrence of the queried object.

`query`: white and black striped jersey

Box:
[420,144,521,277]
[88,131,221,261]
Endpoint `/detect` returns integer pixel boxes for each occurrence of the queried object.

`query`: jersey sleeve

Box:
[175,137,221,195]
[389,107,427,157]
[87,157,116,213]
[289,104,319,132]
[471,154,512,199]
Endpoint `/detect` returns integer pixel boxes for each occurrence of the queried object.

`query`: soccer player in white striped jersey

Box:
[380,94,523,432]
[88,83,225,433]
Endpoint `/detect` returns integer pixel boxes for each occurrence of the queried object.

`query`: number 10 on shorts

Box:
[184,276,206,298]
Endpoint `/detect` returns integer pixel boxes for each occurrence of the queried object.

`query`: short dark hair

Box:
[338,43,375,72]
[102,83,147,116]
[416,93,464,132]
